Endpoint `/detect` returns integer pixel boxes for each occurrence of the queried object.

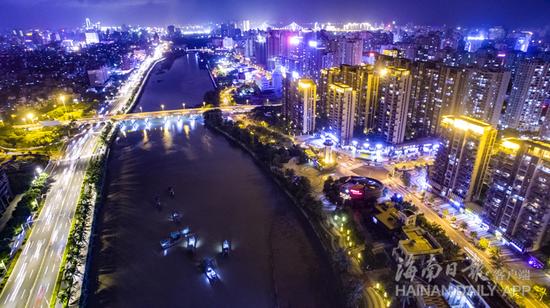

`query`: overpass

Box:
[113,105,256,120]
[82,104,269,123]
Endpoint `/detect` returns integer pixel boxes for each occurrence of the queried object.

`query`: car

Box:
[222,240,231,256]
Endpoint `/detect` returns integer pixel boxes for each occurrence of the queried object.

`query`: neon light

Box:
[289,36,301,45]
[308,40,318,48]
[510,242,523,253]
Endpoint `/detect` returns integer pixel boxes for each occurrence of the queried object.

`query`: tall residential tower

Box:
[429,116,497,204]
[484,138,550,252]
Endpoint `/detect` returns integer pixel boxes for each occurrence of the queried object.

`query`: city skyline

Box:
[1,0,550,29]
[1,2,550,307]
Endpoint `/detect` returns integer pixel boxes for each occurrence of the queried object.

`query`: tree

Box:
[478,237,490,250]
[203,89,220,106]
[401,171,412,187]
[284,168,295,178]
[470,231,478,239]
[323,176,334,193]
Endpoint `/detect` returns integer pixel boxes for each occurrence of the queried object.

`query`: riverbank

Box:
[125,57,164,114]
[204,110,355,307]
[86,115,340,307]
[50,51,164,307]
[134,52,214,111]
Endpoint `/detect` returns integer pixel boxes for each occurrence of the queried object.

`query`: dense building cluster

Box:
[213,21,550,253]
[0,20,158,112]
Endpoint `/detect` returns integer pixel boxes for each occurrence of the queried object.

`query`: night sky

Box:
[0,0,549,29]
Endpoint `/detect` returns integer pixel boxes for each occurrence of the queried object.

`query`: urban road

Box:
[0,45,164,308]
[386,177,544,308]
[326,153,545,307]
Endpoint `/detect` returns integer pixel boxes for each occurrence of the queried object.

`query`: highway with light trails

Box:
[0,44,165,308]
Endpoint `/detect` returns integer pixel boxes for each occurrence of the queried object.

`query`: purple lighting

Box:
[528,256,544,269]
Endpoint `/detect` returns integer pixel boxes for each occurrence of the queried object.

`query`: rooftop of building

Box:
[500,137,550,159]
[379,66,410,76]
[501,137,550,151]
[297,78,315,88]
[399,225,443,257]
[329,82,353,91]
[374,203,400,230]
[441,115,495,135]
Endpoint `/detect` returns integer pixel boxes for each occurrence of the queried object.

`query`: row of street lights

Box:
[17,94,71,124]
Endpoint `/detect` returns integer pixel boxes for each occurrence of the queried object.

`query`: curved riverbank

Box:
[86,53,341,307]
[86,118,341,307]
[203,113,349,305]
[134,52,214,112]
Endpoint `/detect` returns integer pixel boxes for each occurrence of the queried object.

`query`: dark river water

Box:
[87,54,340,307]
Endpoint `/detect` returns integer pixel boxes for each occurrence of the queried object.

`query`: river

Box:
[87,54,341,307]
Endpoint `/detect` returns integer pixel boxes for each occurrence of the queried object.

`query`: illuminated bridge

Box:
[83,104,266,123]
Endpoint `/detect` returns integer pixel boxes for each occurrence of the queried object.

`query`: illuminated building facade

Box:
[283,78,317,135]
[319,65,378,133]
[503,59,550,133]
[513,31,533,52]
[406,62,467,139]
[429,116,497,204]
[84,32,99,44]
[484,138,550,252]
[461,68,510,127]
[337,38,363,66]
[253,34,267,67]
[319,67,340,127]
[339,65,379,133]
[326,82,356,145]
[374,66,412,144]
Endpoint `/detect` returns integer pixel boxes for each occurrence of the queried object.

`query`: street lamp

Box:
[59,94,67,114]
[26,113,35,124]
[182,103,186,109]
[161,104,165,111]
[139,106,143,112]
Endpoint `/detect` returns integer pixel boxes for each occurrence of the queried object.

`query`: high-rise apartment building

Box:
[325,83,357,145]
[340,65,379,133]
[254,34,267,67]
[429,116,497,204]
[319,65,379,133]
[503,59,550,133]
[484,138,550,252]
[460,68,511,127]
[283,78,317,135]
[338,38,363,66]
[374,66,412,144]
[406,62,467,139]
